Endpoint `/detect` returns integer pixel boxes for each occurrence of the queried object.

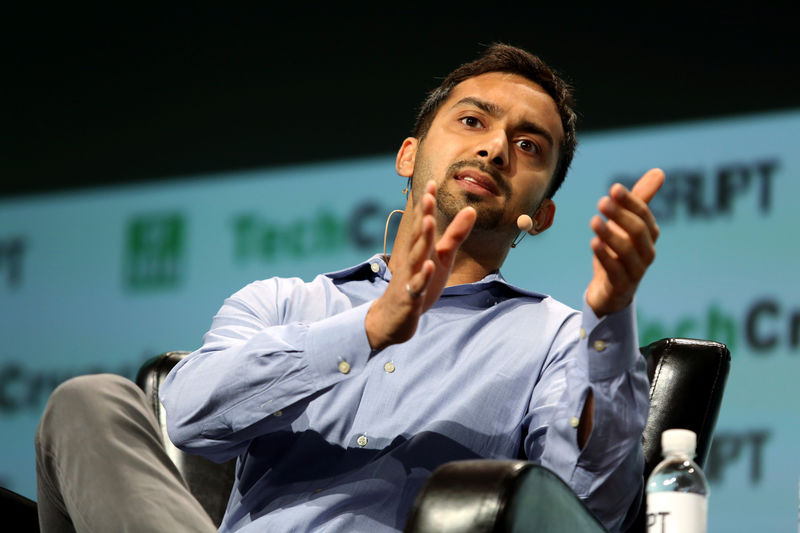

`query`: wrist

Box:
[365,299,390,351]
[586,290,632,319]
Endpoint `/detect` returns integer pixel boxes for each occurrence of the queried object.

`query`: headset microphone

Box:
[511,214,535,248]
[517,214,533,232]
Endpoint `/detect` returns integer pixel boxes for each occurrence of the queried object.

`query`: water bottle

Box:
[646,429,709,533]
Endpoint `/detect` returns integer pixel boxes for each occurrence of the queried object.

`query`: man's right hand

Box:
[365,180,476,351]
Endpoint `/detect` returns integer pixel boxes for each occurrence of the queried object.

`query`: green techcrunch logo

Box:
[123,213,186,291]
[231,200,399,263]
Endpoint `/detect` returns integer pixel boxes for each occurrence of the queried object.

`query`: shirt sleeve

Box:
[159,277,374,463]
[523,297,650,533]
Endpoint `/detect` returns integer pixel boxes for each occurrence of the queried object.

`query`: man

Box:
[35,44,662,532]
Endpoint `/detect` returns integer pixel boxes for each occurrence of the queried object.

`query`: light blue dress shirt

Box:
[161,255,649,532]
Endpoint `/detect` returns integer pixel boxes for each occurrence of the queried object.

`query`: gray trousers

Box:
[35,374,217,533]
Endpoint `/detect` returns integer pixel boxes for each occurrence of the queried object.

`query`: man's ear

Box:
[530,198,556,235]
[395,137,418,178]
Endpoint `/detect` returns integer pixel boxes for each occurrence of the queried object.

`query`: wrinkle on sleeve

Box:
[523,298,649,533]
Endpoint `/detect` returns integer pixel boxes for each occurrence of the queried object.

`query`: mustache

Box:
[446,159,510,196]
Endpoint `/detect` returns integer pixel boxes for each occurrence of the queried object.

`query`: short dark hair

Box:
[412,43,577,198]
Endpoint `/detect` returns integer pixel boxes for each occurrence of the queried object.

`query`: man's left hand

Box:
[586,168,664,317]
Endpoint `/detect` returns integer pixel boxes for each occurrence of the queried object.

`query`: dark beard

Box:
[435,185,504,230]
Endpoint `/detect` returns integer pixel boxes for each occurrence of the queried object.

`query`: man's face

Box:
[398,72,564,240]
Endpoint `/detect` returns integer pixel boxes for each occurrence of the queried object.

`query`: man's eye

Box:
[460,116,483,128]
[516,139,539,154]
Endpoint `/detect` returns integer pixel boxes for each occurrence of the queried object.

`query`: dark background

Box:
[4,4,799,198]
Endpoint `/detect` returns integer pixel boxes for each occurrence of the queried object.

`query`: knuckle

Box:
[616,237,634,256]
[629,217,647,235]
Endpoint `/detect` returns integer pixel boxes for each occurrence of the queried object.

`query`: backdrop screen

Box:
[2,110,798,531]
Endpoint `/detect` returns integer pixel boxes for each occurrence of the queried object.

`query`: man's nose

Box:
[476,131,509,168]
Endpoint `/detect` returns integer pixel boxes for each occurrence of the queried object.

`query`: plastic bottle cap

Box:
[661,428,697,456]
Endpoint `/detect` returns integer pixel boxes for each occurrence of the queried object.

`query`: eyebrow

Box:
[450,96,556,149]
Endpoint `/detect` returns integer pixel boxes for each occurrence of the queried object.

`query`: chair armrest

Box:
[404,460,607,533]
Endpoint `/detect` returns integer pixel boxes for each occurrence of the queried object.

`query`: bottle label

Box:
[646,492,707,533]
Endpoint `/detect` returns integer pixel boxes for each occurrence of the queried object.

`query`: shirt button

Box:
[569,417,580,428]
[338,361,351,374]
[384,362,395,373]
[579,327,587,339]
[370,262,380,273]
[593,340,607,352]
[357,435,368,447]
[273,410,283,417]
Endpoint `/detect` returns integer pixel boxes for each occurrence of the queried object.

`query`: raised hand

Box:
[586,168,665,317]
[365,180,476,350]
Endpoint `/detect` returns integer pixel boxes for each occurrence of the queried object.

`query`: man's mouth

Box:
[453,169,501,196]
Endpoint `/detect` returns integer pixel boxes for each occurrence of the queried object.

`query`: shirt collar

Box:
[325,254,546,300]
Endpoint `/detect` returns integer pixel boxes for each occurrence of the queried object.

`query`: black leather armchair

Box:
[3,338,729,532]
[134,337,729,532]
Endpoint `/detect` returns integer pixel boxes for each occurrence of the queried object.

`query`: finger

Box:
[418,181,436,218]
[410,180,435,223]
[409,181,434,233]
[598,196,658,257]
[408,213,435,272]
[591,236,630,288]
[593,216,649,280]
[406,181,437,268]
[606,186,660,242]
[405,259,435,299]
[435,206,476,264]
[629,168,665,204]
[590,215,649,281]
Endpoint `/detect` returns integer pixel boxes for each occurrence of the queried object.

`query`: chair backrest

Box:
[640,338,729,476]
[135,351,236,527]
[138,338,731,532]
